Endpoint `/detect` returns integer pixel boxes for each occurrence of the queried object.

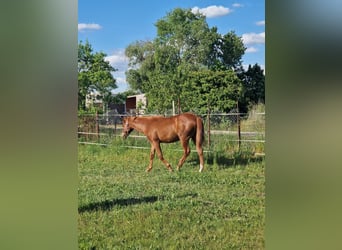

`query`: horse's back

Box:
[143,113,199,132]
[177,113,199,126]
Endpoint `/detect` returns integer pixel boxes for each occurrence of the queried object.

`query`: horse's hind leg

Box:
[191,135,204,172]
[153,141,173,172]
[177,139,190,171]
[196,142,204,172]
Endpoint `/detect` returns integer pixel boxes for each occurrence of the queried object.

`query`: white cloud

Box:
[111,73,129,93]
[245,47,258,53]
[78,23,102,31]
[256,20,265,26]
[105,49,129,71]
[242,32,265,45]
[115,76,127,85]
[106,50,130,92]
[232,3,244,8]
[191,5,232,18]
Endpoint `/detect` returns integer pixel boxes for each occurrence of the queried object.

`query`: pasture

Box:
[78,137,265,249]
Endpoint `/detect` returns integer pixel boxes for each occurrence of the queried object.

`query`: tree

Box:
[125,8,246,113]
[237,63,265,112]
[211,31,246,70]
[126,9,213,112]
[78,41,117,111]
[182,70,242,114]
[125,40,155,92]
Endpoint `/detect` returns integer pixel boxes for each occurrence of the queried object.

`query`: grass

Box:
[78,141,265,249]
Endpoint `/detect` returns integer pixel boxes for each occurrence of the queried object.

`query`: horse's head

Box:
[122,116,135,139]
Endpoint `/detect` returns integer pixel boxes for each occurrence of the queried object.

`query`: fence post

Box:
[114,117,117,136]
[207,104,211,147]
[96,111,99,141]
[237,103,241,151]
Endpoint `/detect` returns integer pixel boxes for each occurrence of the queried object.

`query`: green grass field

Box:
[78,141,265,249]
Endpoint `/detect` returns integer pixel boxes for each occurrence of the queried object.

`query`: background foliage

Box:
[78,41,117,111]
[125,8,262,114]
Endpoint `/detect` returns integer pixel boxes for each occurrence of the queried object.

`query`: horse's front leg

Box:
[146,145,155,172]
[153,141,173,172]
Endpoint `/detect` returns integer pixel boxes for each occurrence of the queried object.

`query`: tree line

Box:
[78,8,264,114]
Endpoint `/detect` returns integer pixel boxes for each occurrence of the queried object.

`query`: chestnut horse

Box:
[122,113,204,172]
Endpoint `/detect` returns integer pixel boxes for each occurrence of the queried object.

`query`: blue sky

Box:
[78,0,265,93]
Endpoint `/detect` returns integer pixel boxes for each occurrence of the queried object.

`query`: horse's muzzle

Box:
[122,128,133,139]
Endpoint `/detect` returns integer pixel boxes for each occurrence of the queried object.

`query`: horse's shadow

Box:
[205,153,264,168]
[78,193,198,213]
[185,152,263,170]
[78,196,161,213]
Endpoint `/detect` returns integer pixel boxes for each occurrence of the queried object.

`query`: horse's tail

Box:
[196,116,204,147]
[196,116,205,172]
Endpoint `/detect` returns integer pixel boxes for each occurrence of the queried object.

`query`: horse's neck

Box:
[131,118,148,134]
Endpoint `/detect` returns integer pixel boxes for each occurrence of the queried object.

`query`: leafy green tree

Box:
[237,63,265,113]
[125,40,155,92]
[78,40,117,111]
[182,70,242,114]
[125,8,246,113]
[212,31,246,70]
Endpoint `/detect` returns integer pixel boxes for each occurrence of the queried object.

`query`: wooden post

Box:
[95,111,99,141]
[207,103,211,147]
[237,102,241,151]
[114,118,117,136]
[85,116,89,141]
